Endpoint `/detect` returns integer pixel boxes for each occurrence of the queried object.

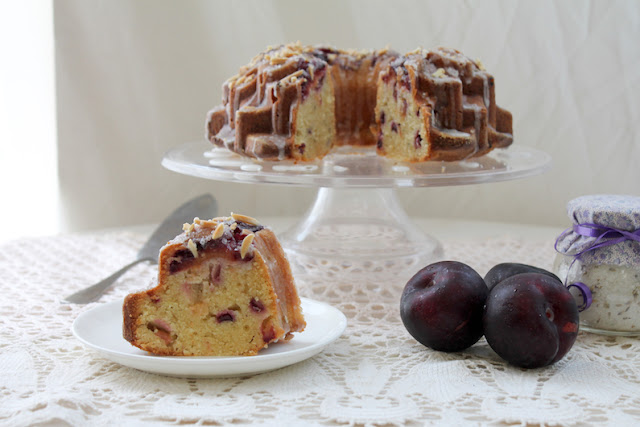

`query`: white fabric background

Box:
[54,0,640,232]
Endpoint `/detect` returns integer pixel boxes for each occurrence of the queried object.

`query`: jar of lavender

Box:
[554,194,640,336]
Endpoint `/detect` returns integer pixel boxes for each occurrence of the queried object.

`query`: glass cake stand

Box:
[162,140,551,287]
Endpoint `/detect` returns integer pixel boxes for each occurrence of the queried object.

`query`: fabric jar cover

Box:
[555,194,640,268]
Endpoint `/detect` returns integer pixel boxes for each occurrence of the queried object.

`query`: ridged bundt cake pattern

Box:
[206,43,512,162]
[375,47,513,161]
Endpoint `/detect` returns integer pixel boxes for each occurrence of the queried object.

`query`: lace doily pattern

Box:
[1,231,640,426]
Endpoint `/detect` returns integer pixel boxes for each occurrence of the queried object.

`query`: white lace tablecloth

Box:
[2,227,640,426]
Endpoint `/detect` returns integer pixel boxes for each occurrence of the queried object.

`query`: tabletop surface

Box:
[1,217,639,426]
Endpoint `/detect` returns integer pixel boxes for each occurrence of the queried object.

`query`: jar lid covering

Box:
[568,194,640,230]
[557,194,640,267]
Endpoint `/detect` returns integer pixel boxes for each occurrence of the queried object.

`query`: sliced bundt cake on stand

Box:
[206,43,513,162]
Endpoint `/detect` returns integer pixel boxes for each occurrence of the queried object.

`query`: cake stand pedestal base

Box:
[162,141,552,295]
[279,187,444,290]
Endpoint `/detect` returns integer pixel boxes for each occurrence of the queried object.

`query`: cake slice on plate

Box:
[123,214,305,356]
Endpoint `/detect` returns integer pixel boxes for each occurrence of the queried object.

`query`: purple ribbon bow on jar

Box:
[555,223,640,311]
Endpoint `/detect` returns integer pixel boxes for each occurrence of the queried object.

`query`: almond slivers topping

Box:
[270,56,287,65]
[432,68,446,78]
[182,222,195,233]
[187,239,198,258]
[199,219,217,228]
[240,233,255,259]
[231,213,260,226]
[288,70,305,79]
[212,223,225,239]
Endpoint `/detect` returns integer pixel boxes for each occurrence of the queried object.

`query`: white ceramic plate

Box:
[72,297,347,378]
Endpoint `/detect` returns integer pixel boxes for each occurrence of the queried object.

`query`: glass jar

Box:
[554,194,640,336]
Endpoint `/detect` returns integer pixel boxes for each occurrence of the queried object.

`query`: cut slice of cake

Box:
[374,47,513,162]
[123,214,306,356]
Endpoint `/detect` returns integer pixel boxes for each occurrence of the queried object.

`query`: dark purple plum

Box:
[483,273,579,369]
[400,261,488,352]
[484,263,561,290]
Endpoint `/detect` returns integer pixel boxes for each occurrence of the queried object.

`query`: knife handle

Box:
[62,258,152,304]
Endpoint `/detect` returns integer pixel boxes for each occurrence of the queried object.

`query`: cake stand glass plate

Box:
[162,140,551,187]
[162,141,551,286]
[72,297,346,378]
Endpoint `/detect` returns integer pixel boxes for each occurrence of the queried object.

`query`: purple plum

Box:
[483,273,579,368]
[400,261,488,352]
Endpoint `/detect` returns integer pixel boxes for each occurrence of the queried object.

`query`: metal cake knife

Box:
[63,193,218,304]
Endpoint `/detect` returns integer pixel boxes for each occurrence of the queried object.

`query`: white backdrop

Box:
[54,0,640,232]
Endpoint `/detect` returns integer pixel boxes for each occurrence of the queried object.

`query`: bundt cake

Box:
[123,214,306,356]
[206,43,513,162]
